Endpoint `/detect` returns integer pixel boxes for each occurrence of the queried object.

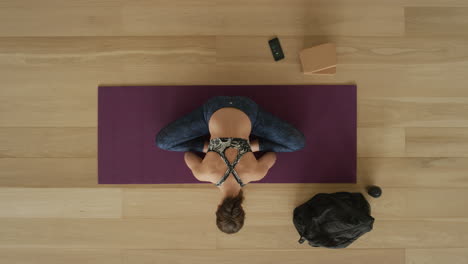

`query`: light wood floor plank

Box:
[123,3,403,37]
[0,2,403,37]
[123,249,405,264]
[245,186,468,221]
[124,187,468,221]
[358,128,405,157]
[406,7,468,36]
[0,6,122,37]
[406,128,468,157]
[0,249,122,264]
[354,221,468,248]
[0,128,95,157]
[1,64,218,95]
[406,248,468,264]
[217,35,468,65]
[123,188,218,219]
[0,218,216,249]
[1,36,468,98]
[0,0,125,7]
[358,158,468,188]
[359,97,468,127]
[216,220,468,249]
[1,66,120,97]
[0,188,121,218]
[405,0,468,6]
[0,36,215,67]
[0,96,97,127]
[0,158,97,187]
[370,188,468,220]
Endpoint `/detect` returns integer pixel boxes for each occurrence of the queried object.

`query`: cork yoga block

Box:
[300,43,337,75]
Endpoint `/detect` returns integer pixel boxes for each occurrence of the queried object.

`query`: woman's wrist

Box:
[203,141,209,153]
[251,139,260,152]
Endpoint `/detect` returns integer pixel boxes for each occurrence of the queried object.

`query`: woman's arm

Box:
[250,152,277,182]
[184,152,210,182]
[185,152,216,184]
[184,152,201,171]
[258,152,277,170]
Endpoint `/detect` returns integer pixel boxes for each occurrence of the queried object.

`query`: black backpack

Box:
[293,192,375,249]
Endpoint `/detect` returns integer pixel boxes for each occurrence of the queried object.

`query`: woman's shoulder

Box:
[190,166,217,183]
[193,158,225,183]
[244,165,269,183]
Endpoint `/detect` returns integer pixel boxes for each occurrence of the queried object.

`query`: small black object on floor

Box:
[268,37,285,61]
[367,186,383,198]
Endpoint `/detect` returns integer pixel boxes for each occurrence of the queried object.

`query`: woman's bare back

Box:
[184,107,276,189]
[199,107,262,185]
[208,107,252,137]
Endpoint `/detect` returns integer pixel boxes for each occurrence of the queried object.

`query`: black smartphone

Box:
[268,37,285,61]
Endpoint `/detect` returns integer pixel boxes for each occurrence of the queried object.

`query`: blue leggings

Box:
[156,96,306,152]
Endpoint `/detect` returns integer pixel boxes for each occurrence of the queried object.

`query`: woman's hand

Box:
[203,141,209,153]
[250,139,260,152]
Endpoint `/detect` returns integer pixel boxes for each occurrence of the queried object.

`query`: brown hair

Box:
[216,190,245,234]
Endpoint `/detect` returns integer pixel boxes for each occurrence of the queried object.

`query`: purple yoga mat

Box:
[98,85,356,184]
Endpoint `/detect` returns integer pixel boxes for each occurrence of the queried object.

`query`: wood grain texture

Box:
[0,249,122,264]
[217,35,468,65]
[0,2,404,36]
[123,249,405,264]
[405,0,468,6]
[0,158,97,187]
[358,128,405,157]
[0,96,97,127]
[3,36,468,98]
[0,37,216,67]
[406,7,468,36]
[240,186,468,221]
[126,5,404,36]
[406,248,468,264]
[0,128,96,157]
[123,188,219,218]
[216,220,468,249]
[370,188,468,220]
[0,218,216,249]
[359,98,468,127]
[0,6,122,37]
[406,128,468,157]
[0,188,122,218]
[358,158,468,187]
[353,221,468,248]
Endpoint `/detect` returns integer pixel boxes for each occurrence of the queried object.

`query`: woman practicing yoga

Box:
[156,96,305,234]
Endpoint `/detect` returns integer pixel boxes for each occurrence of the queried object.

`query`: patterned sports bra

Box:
[207,137,252,187]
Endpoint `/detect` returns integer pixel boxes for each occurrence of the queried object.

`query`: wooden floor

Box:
[1,0,468,263]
